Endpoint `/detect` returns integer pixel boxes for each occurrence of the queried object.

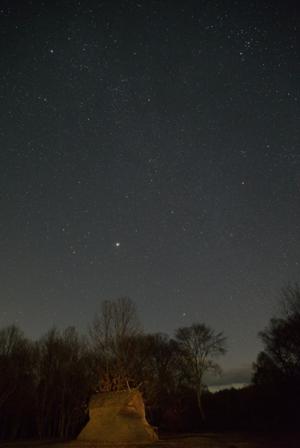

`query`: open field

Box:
[1,433,300,448]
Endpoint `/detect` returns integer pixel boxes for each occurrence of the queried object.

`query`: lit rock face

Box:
[78,389,158,444]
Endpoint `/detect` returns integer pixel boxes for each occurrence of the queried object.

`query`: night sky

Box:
[1,0,299,385]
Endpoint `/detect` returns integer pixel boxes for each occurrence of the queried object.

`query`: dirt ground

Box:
[0,433,299,448]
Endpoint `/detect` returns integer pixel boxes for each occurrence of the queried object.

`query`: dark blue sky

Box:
[0,0,299,382]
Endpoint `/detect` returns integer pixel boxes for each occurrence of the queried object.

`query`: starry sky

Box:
[0,0,299,383]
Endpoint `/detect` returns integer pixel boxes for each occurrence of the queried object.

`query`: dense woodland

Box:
[0,285,299,440]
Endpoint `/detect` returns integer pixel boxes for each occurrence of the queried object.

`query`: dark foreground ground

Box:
[1,433,300,448]
[0,432,300,448]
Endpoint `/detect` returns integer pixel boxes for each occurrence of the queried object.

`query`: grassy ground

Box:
[0,433,300,448]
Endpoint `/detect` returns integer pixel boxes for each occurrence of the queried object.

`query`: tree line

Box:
[0,297,226,440]
[0,284,299,440]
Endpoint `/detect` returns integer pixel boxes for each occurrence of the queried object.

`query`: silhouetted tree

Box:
[141,333,179,398]
[253,283,300,429]
[89,297,142,391]
[253,283,300,387]
[35,327,96,439]
[175,323,226,420]
[0,325,36,439]
[128,333,180,424]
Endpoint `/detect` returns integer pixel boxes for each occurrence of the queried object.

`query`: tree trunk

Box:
[197,385,205,421]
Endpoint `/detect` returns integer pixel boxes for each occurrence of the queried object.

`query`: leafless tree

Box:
[35,327,96,439]
[254,283,300,386]
[0,326,29,411]
[89,297,142,391]
[175,323,226,420]
[0,325,35,438]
